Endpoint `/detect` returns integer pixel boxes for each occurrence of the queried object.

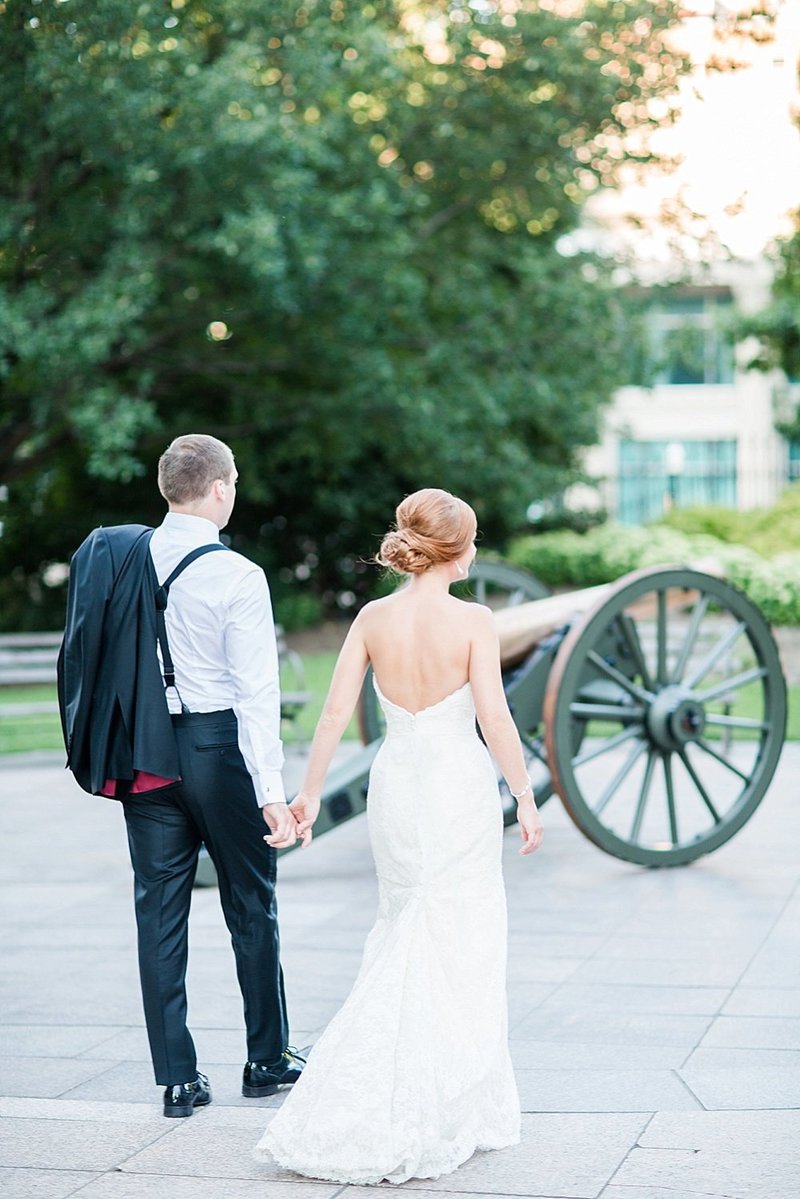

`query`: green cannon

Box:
[354,561,788,868]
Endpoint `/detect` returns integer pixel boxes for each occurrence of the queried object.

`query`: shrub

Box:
[660,484,800,560]
[746,487,800,559]
[273,591,324,632]
[660,505,758,545]
[507,524,800,624]
[726,552,800,626]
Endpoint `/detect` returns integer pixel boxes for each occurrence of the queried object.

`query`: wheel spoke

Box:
[695,738,749,782]
[594,738,648,816]
[679,749,722,824]
[670,593,710,684]
[571,724,643,768]
[663,753,679,845]
[630,750,657,844]
[570,702,645,723]
[695,665,767,705]
[656,590,668,685]
[616,613,654,692]
[704,712,769,731]
[684,620,747,689]
[587,651,655,703]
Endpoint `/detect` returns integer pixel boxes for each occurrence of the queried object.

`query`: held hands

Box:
[289,791,321,849]
[517,797,544,856]
[261,792,321,850]
[261,801,299,849]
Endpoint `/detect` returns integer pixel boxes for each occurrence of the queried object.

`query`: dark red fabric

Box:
[100,770,178,798]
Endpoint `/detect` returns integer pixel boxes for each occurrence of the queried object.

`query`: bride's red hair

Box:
[377,488,477,576]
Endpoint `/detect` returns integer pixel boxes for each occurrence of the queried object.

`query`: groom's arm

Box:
[223,565,287,808]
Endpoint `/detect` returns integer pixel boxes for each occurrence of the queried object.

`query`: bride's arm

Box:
[279,612,369,848]
[468,606,544,856]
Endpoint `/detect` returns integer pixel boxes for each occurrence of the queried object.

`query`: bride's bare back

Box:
[361,585,477,714]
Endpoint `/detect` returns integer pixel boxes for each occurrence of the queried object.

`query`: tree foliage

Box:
[737,210,800,370]
[0,0,688,627]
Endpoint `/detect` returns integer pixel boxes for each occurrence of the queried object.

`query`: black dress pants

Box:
[122,710,289,1085]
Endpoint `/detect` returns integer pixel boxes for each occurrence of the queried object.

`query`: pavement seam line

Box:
[671,1067,708,1110]
[675,1009,715,1077]
[0,1167,103,1179]
[55,1170,110,1198]
[75,1025,143,1058]
[512,864,663,1027]
[675,919,758,1070]
[593,1110,653,1198]
[53,1058,129,1100]
[685,873,800,1063]
[109,1120,184,1174]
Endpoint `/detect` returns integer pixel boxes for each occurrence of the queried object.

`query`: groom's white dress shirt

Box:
[149,512,286,807]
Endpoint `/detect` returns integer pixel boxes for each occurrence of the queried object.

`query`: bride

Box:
[253,487,544,1185]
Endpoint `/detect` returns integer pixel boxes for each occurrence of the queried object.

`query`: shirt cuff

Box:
[255,770,287,807]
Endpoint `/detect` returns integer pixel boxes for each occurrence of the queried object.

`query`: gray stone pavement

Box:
[1,743,799,1199]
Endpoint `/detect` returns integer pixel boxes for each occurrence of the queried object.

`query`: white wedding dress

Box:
[253,677,520,1185]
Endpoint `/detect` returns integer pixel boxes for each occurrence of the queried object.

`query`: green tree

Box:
[0,0,688,627]
[734,211,800,436]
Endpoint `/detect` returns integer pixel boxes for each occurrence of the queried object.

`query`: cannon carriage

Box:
[353,560,787,868]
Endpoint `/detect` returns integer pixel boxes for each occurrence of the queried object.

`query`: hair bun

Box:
[376,488,478,577]
[377,528,432,575]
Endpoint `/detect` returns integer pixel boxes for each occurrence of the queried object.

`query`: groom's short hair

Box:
[158,434,235,505]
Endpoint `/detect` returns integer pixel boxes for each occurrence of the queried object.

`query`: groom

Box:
[122,433,305,1116]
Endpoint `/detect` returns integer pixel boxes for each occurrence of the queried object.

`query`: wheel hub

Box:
[647,685,706,751]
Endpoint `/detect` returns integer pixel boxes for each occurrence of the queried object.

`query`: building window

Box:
[788,441,800,482]
[618,439,738,525]
[649,293,735,386]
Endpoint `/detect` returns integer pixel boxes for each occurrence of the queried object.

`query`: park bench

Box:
[0,633,62,717]
[0,629,311,729]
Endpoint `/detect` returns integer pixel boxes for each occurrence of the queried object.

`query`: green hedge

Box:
[660,484,800,559]
[273,591,324,632]
[508,524,800,626]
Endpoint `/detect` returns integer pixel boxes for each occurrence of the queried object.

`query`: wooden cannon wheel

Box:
[357,557,548,745]
[542,566,787,867]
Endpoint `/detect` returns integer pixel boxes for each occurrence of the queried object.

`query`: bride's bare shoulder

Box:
[452,596,493,621]
[455,599,496,638]
[355,594,400,624]
[361,593,402,612]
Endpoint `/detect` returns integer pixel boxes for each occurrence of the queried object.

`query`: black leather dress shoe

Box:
[163,1071,212,1118]
[242,1047,307,1097]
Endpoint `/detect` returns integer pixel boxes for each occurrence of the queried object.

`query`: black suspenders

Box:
[154,543,229,711]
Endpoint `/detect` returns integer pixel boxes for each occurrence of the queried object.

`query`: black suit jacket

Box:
[57,524,181,796]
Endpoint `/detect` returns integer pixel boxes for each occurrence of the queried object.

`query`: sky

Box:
[584,0,800,263]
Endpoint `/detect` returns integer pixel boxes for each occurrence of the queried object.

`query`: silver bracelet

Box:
[510,776,533,800]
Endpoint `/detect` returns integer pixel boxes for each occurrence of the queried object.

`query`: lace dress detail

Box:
[253,679,520,1185]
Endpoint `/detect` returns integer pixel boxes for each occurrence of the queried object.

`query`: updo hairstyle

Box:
[377,488,477,576]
